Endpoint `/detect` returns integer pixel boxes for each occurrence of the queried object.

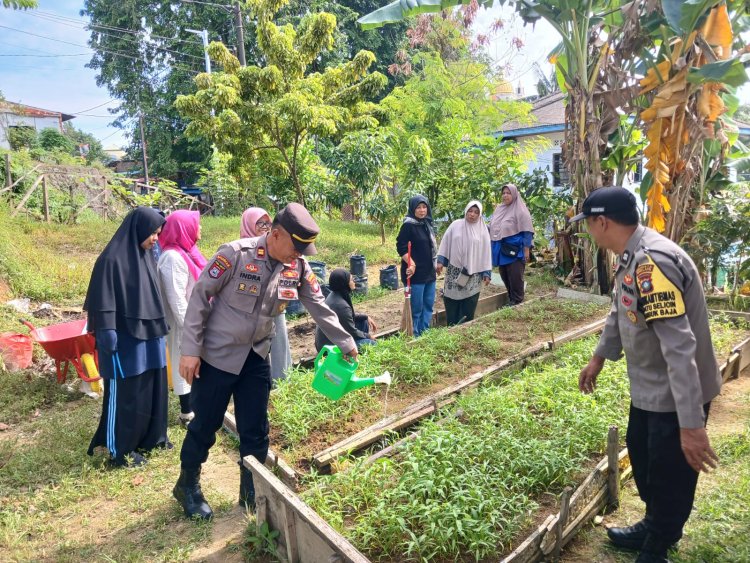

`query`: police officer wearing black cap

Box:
[172,202,358,520]
[572,187,721,562]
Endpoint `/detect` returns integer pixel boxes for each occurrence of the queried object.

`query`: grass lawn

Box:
[0,370,253,561]
[0,208,397,309]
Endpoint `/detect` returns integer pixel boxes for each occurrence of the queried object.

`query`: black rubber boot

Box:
[239,465,256,512]
[636,533,674,563]
[173,466,213,520]
[607,519,649,550]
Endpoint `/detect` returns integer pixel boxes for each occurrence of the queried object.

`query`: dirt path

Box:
[560,367,750,562]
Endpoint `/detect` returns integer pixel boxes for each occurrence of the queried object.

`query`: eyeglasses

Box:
[255,220,272,229]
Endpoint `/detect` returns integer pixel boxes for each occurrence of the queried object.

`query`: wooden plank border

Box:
[223,411,301,491]
[501,447,632,563]
[244,455,370,563]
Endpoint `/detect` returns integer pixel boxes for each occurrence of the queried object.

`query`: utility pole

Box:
[139,110,150,185]
[234,1,246,66]
[186,28,211,74]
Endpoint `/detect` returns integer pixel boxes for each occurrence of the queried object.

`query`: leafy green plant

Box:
[244,521,280,559]
[270,298,608,463]
[303,336,631,560]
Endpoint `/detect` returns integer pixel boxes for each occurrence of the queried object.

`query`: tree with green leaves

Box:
[82,0,235,184]
[277,0,408,93]
[63,124,109,165]
[378,48,534,219]
[175,0,388,205]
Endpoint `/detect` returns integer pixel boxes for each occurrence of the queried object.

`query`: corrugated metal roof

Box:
[498,92,565,137]
[0,100,75,122]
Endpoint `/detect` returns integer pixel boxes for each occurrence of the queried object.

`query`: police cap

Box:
[570,187,637,222]
[277,202,319,255]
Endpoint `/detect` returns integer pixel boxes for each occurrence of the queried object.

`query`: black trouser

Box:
[180,351,271,470]
[498,260,525,304]
[626,402,711,541]
[443,293,480,326]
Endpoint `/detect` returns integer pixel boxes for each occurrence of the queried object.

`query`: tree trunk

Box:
[379,222,386,245]
[564,83,604,289]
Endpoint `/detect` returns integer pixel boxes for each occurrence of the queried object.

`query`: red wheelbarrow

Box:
[21,319,103,394]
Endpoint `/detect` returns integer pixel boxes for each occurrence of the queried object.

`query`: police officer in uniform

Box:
[573,187,721,563]
[173,203,358,520]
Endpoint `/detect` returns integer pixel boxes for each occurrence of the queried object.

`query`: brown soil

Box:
[271,297,610,471]
[0,277,11,302]
[285,281,507,362]
[560,366,750,562]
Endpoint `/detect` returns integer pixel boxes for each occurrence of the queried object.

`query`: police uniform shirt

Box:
[594,225,721,428]
[181,235,356,374]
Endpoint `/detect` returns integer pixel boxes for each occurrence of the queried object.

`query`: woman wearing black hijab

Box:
[85,207,171,467]
[396,194,437,336]
[315,269,377,352]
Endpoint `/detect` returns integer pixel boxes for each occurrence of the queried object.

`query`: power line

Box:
[0,52,89,57]
[181,0,233,8]
[98,119,137,142]
[0,38,82,56]
[23,11,206,62]
[71,99,119,114]
[0,24,202,74]
[35,9,204,47]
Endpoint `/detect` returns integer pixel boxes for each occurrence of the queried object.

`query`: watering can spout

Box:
[347,370,391,393]
[374,370,391,386]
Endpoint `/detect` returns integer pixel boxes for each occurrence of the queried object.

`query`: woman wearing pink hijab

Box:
[157,210,207,424]
[240,206,292,381]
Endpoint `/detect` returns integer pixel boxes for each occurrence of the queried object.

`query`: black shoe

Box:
[636,533,677,563]
[110,451,147,468]
[607,520,649,550]
[636,551,670,563]
[173,466,213,520]
[239,465,256,512]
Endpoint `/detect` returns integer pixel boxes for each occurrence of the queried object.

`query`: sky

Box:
[1,1,748,152]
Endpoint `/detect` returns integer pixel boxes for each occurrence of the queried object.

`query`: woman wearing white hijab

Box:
[436,200,492,326]
[489,184,534,305]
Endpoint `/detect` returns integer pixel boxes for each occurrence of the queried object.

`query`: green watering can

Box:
[312,345,391,401]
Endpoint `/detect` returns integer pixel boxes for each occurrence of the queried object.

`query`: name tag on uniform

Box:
[278,287,298,300]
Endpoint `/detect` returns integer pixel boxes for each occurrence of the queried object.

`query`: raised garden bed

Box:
[268,297,610,472]
[286,283,507,362]
[243,316,750,563]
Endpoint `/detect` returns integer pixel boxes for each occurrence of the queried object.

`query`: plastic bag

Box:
[0,333,33,371]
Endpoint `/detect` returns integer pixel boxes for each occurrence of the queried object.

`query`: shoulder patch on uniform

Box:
[306,272,321,293]
[208,255,231,279]
[635,256,685,321]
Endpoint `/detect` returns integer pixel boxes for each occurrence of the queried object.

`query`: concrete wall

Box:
[0,112,63,149]
[516,130,643,191]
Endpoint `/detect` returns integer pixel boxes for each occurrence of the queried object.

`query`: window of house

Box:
[552,152,569,187]
[633,160,643,182]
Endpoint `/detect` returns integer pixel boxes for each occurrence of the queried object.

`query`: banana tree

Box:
[638,1,749,243]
